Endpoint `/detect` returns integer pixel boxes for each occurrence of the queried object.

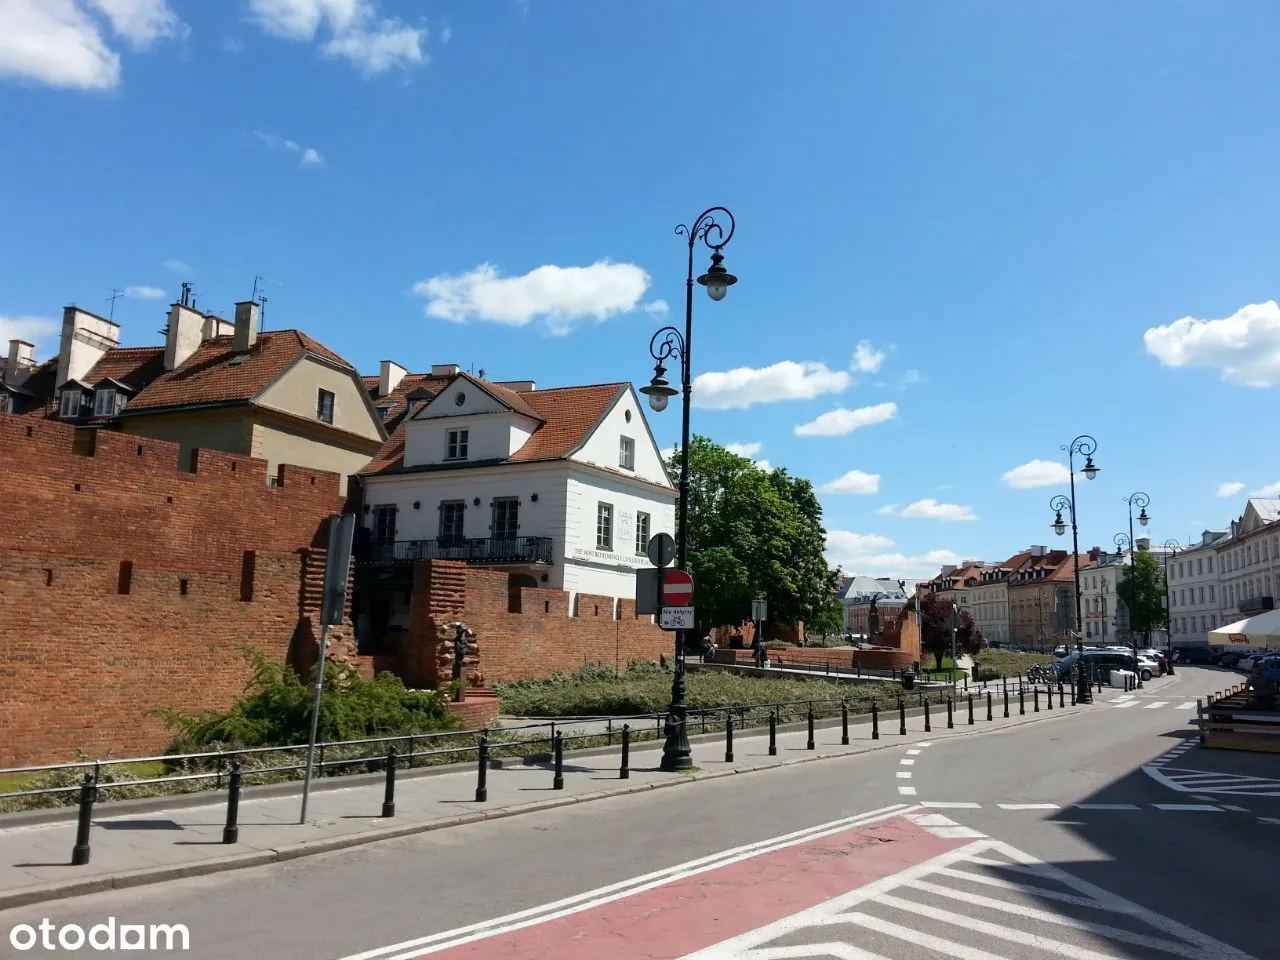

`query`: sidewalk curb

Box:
[0,694,1125,912]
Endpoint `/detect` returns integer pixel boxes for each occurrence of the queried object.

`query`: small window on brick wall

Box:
[179,577,189,596]
[239,550,256,602]
[117,561,133,595]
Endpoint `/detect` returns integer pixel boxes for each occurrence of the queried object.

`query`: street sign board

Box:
[661,569,695,606]
[751,599,767,622]
[660,606,695,631]
[320,514,357,626]
[634,568,661,616]
[646,532,677,568]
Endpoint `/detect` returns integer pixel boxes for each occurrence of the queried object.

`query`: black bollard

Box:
[807,705,816,750]
[71,774,96,865]
[1035,688,1040,712]
[1019,687,1025,715]
[222,762,243,843]
[620,724,630,780]
[947,696,954,729]
[872,700,880,740]
[1046,684,1053,710]
[552,731,564,790]
[967,693,974,725]
[987,691,993,721]
[725,714,735,763]
[769,710,778,756]
[1071,682,1077,706]
[476,735,490,801]
[924,698,931,733]
[841,702,850,745]
[381,746,397,819]
[1059,684,1065,709]
[898,697,906,735]
[1003,688,1010,718]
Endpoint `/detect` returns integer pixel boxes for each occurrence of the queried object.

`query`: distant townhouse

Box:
[1216,499,1280,628]
[1079,549,1125,644]
[968,550,1033,646]
[350,366,677,650]
[1007,548,1073,649]
[841,576,917,638]
[0,293,385,493]
[1165,530,1229,646]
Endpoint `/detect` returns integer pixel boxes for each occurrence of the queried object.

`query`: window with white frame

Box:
[491,497,519,540]
[93,388,120,418]
[0,394,10,415]
[446,429,469,460]
[596,502,613,551]
[59,389,82,418]
[619,436,635,470]
[316,388,335,424]
[372,504,398,544]
[635,511,650,555]
[439,500,466,543]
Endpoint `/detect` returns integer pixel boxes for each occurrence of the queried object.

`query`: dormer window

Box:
[59,388,83,419]
[93,387,121,418]
[375,405,393,420]
[446,428,469,461]
[0,394,9,415]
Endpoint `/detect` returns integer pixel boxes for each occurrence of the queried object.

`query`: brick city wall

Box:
[0,415,345,767]
[398,560,670,687]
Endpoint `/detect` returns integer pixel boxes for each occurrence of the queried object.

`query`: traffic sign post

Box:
[646,532,677,569]
[660,606,696,631]
[661,570,695,606]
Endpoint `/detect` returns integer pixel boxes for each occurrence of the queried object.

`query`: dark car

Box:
[1173,646,1217,665]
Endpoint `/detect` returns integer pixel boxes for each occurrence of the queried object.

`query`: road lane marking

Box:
[906,749,922,755]
[335,803,913,960]
[996,803,1059,810]
[1145,701,1170,709]
[1176,701,1196,709]
[1075,804,1139,810]
[898,786,917,795]
[921,802,982,809]
[896,771,913,778]
[900,759,915,765]
[1152,803,1222,811]
[1113,701,1139,708]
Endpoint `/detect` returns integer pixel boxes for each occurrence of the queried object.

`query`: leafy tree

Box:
[915,592,984,671]
[670,437,841,637]
[1115,550,1168,645]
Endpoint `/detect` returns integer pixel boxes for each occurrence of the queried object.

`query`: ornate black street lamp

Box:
[1049,435,1098,704]
[1123,492,1151,686]
[640,206,737,773]
[1161,539,1181,673]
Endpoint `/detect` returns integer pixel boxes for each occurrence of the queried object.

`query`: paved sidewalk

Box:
[0,683,1126,910]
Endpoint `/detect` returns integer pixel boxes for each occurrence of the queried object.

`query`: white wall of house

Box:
[402,382,539,467]
[570,388,670,487]
[1167,537,1225,646]
[563,466,675,598]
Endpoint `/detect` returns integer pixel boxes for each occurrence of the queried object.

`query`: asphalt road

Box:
[1,665,1273,959]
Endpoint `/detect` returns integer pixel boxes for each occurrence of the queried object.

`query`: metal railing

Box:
[359,536,554,566]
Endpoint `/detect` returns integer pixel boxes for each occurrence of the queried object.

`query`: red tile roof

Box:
[361,378,628,475]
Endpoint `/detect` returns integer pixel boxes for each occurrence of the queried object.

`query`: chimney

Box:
[1136,537,1150,552]
[4,340,35,386]
[56,306,118,387]
[201,313,234,341]
[1029,545,1047,557]
[378,360,407,398]
[163,302,205,371]
[233,301,259,353]
[430,364,460,377]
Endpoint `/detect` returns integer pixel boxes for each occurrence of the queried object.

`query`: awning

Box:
[1208,608,1280,647]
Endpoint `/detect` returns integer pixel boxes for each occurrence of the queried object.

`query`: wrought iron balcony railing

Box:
[359,536,554,566]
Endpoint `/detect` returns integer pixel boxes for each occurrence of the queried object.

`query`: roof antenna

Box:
[251,274,281,333]
[107,288,124,322]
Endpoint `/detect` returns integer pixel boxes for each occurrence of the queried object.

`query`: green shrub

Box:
[152,647,460,752]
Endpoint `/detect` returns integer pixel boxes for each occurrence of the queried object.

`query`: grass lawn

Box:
[494,663,899,717]
[975,649,1056,678]
[0,760,168,797]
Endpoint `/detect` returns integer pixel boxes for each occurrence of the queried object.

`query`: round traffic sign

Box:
[661,569,694,605]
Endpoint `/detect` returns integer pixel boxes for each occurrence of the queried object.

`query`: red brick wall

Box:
[401,561,670,685]
[0,414,344,768]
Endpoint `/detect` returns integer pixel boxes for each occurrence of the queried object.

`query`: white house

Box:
[1166,529,1229,647]
[1215,499,1280,630]
[354,368,676,628]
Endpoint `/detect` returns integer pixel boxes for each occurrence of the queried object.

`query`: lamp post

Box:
[1162,539,1181,671]
[640,206,737,773]
[1122,492,1151,685]
[1049,435,1099,704]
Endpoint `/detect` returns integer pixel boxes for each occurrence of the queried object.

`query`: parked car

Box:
[1049,649,1160,683]
[1172,646,1217,665]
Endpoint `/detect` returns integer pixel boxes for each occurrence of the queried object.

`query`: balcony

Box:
[358,536,554,567]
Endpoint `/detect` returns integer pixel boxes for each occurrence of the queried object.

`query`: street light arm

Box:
[1049,494,1073,519]
[676,207,736,253]
[648,326,686,369]
[1061,434,1098,459]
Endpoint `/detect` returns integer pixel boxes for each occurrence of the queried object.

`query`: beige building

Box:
[967,550,1034,646]
[1166,529,1229,646]
[2,295,385,493]
[1007,549,1074,649]
[1217,499,1280,627]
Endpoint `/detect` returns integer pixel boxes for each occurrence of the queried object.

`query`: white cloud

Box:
[820,469,881,495]
[1217,481,1245,498]
[825,530,961,579]
[255,131,326,168]
[1144,300,1280,387]
[1253,482,1280,498]
[659,446,675,460]
[881,499,979,522]
[0,0,121,89]
[0,314,58,353]
[123,285,164,299]
[0,0,187,91]
[248,0,427,76]
[851,340,886,374]
[1001,458,1070,489]
[794,402,898,437]
[88,0,186,49]
[692,361,851,411]
[414,261,651,336]
[874,504,898,516]
[753,459,772,472]
[643,300,669,315]
[724,442,763,458]
[161,259,190,274]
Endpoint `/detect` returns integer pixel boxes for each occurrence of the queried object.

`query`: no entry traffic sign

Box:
[661,570,694,606]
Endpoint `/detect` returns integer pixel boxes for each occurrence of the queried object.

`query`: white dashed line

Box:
[1075,804,1139,811]
[900,759,915,766]
[1152,804,1222,812]
[896,772,913,779]
[1176,701,1196,710]
[898,786,917,796]
[1144,702,1170,709]
[906,749,922,756]
[921,802,982,809]
[996,803,1060,811]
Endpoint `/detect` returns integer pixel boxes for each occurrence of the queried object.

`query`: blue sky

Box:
[3,0,1280,578]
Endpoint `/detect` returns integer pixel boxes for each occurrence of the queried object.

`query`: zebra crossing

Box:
[1110,695,1197,710]
[681,828,1257,960]
[1143,765,1280,798]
